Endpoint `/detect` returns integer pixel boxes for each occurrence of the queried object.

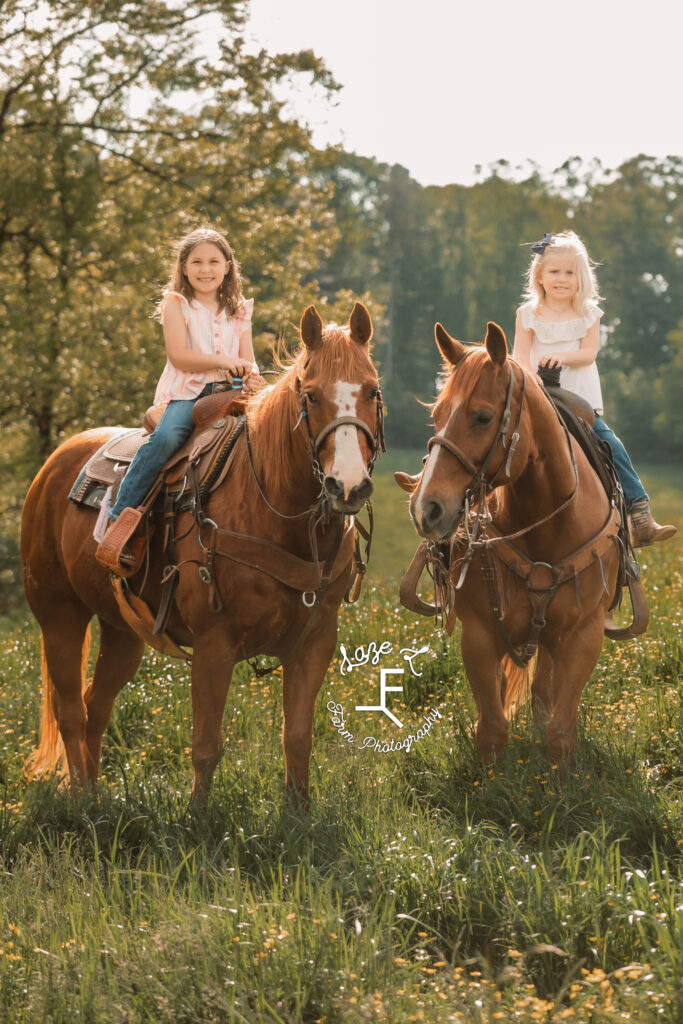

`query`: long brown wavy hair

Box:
[158,227,245,317]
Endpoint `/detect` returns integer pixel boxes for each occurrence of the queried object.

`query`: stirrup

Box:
[95,508,145,577]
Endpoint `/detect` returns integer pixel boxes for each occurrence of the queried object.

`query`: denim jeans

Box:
[593,415,648,510]
[108,386,212,521]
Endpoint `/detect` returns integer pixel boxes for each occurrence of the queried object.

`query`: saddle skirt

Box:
[544,388,617,505]
[69,394,246,514]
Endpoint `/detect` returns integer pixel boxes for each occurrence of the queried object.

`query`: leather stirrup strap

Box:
[153,490,181,635]
[111,578,191,661]
[399,542,441,617]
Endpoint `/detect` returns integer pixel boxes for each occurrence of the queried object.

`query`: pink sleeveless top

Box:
[154,291,254,403]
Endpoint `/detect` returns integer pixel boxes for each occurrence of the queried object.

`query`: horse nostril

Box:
[348,476,373,504]
[323,475,344,499]
[423,499,444,531]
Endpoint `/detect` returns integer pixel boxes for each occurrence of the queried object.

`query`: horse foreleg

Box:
[190,641,235,807]
[83,619,144,781]
[544,615,605,767]
[280,620,337,801]
[531,645,555,722]
[461,621,509,763]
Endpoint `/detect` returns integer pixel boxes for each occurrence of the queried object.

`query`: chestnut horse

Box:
[398,322,621,767]
[22,303,382,803]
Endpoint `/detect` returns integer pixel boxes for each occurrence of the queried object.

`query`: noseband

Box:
[427,349,525,502]
[297,375,386,485]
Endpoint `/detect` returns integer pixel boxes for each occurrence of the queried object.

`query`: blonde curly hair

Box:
[523,230,601,317]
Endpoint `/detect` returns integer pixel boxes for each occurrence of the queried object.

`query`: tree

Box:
[653,318,683,454]
[0,0,338,466]
[572,156,683,452]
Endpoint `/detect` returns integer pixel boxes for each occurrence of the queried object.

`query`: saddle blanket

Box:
[68,429,142,512]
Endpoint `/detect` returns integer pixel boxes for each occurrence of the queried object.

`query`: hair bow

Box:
[532,233,554,256]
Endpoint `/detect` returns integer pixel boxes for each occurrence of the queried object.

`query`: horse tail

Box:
[500,655,530,717]
[25,626,91,779]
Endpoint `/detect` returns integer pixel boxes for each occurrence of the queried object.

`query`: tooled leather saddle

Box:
[69,390,246,512]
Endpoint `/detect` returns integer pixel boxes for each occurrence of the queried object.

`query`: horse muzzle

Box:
[410,489,463,541]
[323,473,374,513]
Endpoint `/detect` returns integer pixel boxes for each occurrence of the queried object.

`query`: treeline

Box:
[316,154,683,453]
[1,1,681,595]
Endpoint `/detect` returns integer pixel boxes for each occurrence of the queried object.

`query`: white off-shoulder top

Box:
[520,300,604,413]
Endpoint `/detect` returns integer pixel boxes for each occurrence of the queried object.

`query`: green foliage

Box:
[653,318,683,451]
[0,0,338,472]
[312,154,682,454]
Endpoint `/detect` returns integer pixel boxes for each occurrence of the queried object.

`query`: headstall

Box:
[427,348,525,509]
[294,371,386,491]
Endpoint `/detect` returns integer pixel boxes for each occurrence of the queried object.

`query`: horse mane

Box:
[431,345,491,419]
[246,324,376,495]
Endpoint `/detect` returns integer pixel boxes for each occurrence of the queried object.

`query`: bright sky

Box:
[246,0,680,187]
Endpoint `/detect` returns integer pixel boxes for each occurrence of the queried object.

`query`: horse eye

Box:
[306,391,318,405]
[369,386,379,400]
[472,410,494,427]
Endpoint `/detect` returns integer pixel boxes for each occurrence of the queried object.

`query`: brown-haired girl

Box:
[98,227,259,562]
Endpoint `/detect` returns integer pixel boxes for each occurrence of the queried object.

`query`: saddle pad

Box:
[85,429,149,485]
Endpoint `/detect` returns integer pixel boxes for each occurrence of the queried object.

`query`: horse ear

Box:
[394,471,420,494]
[435,323,467,366]
[349,302,373,345]
[300,305,324,351]
[485,322,508,365]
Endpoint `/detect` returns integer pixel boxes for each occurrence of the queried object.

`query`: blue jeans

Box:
[108,387,211,521]
[593,415,648,510]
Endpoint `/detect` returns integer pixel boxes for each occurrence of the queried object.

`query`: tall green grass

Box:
[0,462,680,1022]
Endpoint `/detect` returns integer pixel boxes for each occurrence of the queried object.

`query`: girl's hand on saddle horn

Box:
[538,356,563,369]
[537,356,563,387]
[242,372,266,395]
[221,356,254,379]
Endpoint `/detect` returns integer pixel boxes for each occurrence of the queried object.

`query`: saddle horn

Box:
[394,471,420,494]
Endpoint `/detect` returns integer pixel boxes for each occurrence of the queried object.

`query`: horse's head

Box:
[297,302,383,514]
[407,321,526,540]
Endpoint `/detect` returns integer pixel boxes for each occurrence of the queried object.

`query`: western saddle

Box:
[69,388,247,576]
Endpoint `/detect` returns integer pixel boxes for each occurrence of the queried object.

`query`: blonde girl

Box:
[513,230,675,547]
[98,227,259,564]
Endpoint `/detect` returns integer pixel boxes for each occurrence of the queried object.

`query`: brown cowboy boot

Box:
[628,498,677,547]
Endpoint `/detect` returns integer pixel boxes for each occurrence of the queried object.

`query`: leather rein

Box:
[428,349,580,560]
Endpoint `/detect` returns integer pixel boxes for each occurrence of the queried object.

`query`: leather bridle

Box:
[427,348,525,504]
[296,374,386,487]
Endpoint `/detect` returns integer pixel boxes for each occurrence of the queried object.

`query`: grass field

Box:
[0,455,681,1022]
